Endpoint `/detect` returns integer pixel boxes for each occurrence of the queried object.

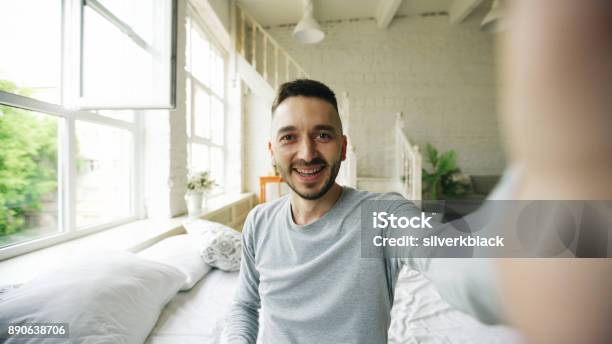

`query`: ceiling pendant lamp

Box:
[293,0,325,44]
[481,0,505,33]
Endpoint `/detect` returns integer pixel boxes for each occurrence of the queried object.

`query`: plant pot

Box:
[185,192,203,215]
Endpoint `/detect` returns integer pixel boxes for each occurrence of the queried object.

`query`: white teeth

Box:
[295,167,323,175]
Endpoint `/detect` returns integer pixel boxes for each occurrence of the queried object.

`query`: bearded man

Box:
[222,79,500,344]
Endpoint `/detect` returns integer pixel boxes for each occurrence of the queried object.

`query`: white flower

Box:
[187,170,216,192]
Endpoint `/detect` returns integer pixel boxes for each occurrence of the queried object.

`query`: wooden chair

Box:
[259,175,284,203]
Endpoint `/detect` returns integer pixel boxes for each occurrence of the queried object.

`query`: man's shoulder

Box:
[244,194,289,226]
[346,187,408,202]
[346,187,419,216]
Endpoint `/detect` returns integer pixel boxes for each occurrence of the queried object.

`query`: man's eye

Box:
[316,132,333,141]
[280,134,296,142]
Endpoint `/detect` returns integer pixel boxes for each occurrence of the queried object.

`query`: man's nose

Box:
[296,137,317,162]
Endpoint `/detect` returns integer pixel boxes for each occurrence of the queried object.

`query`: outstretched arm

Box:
[499,0,612,343]
[381,196,504,324]
[399,257,503,325]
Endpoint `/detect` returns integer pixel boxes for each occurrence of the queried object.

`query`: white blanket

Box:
[389,267,523,343]
[146,269,239,344]
[147,267,522,344]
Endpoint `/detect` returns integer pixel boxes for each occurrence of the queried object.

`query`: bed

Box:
[146,269,240,344]
[0,221,522,344]
[145,265,521,344]
[389,268,521,343]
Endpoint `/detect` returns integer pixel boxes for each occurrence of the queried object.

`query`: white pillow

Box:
[138,234,212,291]
[183,219,242,272]
[0,251,185,344]
[183,219,237,236]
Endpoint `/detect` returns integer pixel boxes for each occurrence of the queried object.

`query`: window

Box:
[0,93,140,256]
[0,0,62,104]
[75,121,133,228]
[0,0,174,258]
[0,104,60,248]
[185,12,227,194]
[79,0,175,109]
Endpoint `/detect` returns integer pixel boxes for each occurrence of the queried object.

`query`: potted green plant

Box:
[422,143,470,200]
[185,171,216,215]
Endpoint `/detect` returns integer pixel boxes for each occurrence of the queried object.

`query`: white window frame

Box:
[185,6,229,196]
[69,0,178,110]
[0,91,143,260]
[0,0,147,260]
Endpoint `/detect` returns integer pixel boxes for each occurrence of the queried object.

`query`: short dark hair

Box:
[271,79,339,115]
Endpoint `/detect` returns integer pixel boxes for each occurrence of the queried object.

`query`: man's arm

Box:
[221,211,261,344]
[499,1,612,343]
[399,257,503,325]
[381,196,504,324]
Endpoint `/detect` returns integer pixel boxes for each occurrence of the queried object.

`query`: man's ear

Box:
[268,141,276,165]
[269,141,279,175]
[341,135,347,161]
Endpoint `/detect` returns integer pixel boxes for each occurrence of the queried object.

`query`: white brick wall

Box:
[143,0,189,218]
[267,11,505,177]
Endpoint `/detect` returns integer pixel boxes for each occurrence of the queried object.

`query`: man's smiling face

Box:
[269,96,346,200]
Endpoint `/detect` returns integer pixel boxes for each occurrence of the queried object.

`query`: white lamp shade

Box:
[293,14,325,44]
[481,0,505,33]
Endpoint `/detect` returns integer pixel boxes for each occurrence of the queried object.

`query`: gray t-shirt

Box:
[222,187,500,344]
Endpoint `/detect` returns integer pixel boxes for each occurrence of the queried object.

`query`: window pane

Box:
[190,143,209,174]
[186,15,227,197]
[211,97,224,145]
[82,6,152,105]
[193,87,210,139]
[81,0,174,108]
[210,146,224,190]
[0,0,61,104]
[96,0,154,44]
[212,53,225,97]
[0,105,59,248]
[190,25,211,86]
[75,121,132,228]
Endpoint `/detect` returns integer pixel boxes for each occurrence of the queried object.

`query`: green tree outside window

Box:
[0,80,58,240]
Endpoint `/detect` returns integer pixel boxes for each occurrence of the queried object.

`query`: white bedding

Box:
[0,251,186,344]
[148,266,522,344]
[0,262,522,344]
[145,269,240,344]
[389,267,523,344]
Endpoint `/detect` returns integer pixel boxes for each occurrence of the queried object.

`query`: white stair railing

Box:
[395,113,422,200]
[235,5,309,89]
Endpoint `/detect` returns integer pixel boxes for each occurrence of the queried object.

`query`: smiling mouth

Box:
[293,166,325,179]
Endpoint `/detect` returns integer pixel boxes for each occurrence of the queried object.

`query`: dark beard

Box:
[278,157,342,201]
